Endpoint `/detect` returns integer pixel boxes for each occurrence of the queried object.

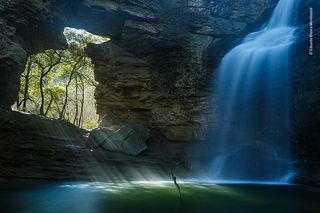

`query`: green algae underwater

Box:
[0,182,319,213]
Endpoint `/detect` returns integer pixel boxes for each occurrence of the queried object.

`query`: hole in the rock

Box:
[12,27,110,129]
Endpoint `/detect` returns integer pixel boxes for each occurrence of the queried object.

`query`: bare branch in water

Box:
[171,167,182,205]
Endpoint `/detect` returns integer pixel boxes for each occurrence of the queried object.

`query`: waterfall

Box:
[210,0,299,182]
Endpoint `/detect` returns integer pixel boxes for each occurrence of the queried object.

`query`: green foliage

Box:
[82,120,99,130]
[16,28,108,129]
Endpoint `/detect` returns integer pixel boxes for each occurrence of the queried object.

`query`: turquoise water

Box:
[0,182,319,213]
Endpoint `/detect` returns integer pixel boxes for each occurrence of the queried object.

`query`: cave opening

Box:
[13,27,110,129]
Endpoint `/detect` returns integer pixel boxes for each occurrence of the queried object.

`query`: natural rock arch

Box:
[0,0,277,142]
[0,0,126,107]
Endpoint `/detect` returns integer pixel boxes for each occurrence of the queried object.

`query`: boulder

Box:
[89,124,149,155]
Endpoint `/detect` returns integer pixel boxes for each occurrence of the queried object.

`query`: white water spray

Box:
[210,0,299,182]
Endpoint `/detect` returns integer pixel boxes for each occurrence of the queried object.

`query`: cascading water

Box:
[210,0,299,182]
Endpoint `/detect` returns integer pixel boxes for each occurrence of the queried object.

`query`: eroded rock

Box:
[0,0,277,142]
[89,124,149,156]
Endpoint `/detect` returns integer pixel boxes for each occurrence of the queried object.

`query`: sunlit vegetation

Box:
[15,28,109,129]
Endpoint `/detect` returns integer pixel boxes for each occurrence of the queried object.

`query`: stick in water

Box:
[171,168,182,205]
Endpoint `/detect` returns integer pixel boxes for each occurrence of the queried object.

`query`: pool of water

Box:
[0,181,319,213]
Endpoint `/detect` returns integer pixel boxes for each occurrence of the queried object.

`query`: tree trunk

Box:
[54,99,62,117]
[78,75,85,127]
[16,97,20,110]
[45,91,53,116]
[73,75,79,125]
[39,73,45,115]
[39,51,62,116]
[22,58,32,111]
[59,81,70,120]
[59,56,83,120]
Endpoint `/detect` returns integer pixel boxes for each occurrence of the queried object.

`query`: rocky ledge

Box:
[0,110,216,182]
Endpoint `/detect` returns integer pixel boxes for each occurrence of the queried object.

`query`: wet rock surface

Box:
[291,0,320,187]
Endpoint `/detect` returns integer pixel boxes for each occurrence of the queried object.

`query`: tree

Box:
[34,50,63,115]
[16,27,108,128]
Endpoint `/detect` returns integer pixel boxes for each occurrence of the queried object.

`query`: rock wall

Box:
[0,0,277,141]
[292,0,320,187]
[0,0,68,107]
[85,0,277,142]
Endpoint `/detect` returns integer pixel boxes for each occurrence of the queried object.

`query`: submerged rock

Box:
[89,124,149,156]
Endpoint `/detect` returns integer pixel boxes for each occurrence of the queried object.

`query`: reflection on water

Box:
[61,181,175,193]
[0,181,319,213]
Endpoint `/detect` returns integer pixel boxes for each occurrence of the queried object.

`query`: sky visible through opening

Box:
[64,27,110,44]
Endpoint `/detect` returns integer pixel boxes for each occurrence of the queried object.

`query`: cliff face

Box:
[0,0,67,107]
[85,0,277,142]
[292,0,320,186]
[0,0,277,142]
